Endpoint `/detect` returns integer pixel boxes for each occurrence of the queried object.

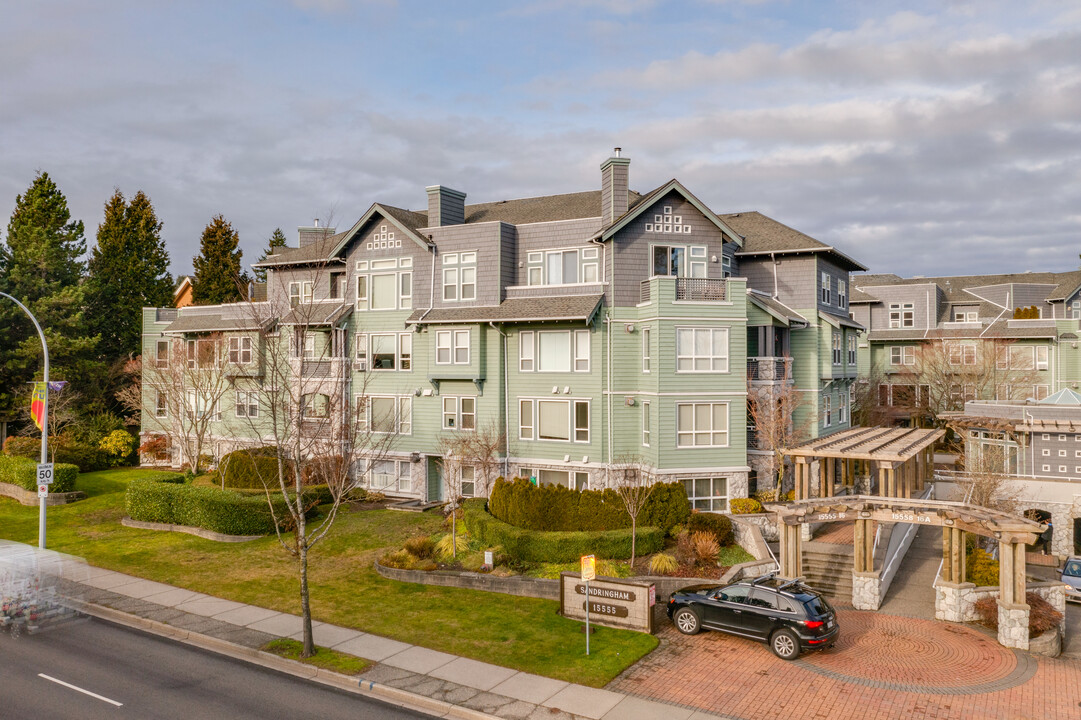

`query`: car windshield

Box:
[1064,561,1081,578]
[803,595,832,617]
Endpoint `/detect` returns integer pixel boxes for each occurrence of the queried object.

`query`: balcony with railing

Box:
[288,356,348,383]
[747,356,793,383]
[639,277,735,306]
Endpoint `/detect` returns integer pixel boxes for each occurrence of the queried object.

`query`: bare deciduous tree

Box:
[140,333,232,474]
[747,362,811,493]
[611,456,656,569]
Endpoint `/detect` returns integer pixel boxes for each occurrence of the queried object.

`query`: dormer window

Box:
[889,302,914,328]
[526,247,600,286]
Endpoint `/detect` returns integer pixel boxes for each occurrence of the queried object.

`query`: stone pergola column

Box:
[997,538,1030,650]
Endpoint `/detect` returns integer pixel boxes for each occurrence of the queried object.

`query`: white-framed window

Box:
[357,395,411,434]
[1034,384,1050,400]
[365,458,411,494]
[642,327,651,372]
[652,244,707,278]
[838,392,847,424]
[1043,433,1051,440]
[436,329,470,365]
[442,396,476,430]
[187,338,220,369]
[847,334,857,365]
[154,389,167,418]
[849,382,856,406]
[642,401,651,447]
[228,336,252,364]
[520,398,590,443]
[676,402,729,447]
[1059,449,1067,457]
[832,332,842,365]
[721,253,732,278]
[1073,300,1081,320]
[1037,346,1049,370]
[954,310,978,322]
[536,470,589,491]
[1060,434,1068,442]
[155,340,170,368]
[889,303,914,328]
[1042,464,1051,472]
[301,392,329,419]
[821,272,831,304]
[235,390,259,418]
[675,327,729,372]
[823,395,832,427]
[838,279,847,308]
[365,332,412,371]
[302,332,318,360]
[441,251,477,302]
[186,390,221,420]
[948,343,976,366]
[355,257,411,311]
[1060,465,1068,473]
[526,247,599,286]
[890,346,915,366]
[459,466,476,498]
[683,477,728,513]
[1042,448,1051,456]
[289,281,313,307]
[521,330,591,372]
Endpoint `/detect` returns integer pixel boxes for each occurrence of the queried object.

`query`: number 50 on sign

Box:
[37,463,54,485]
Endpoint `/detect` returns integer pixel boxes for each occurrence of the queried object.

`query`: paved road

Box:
[0,617,429,720]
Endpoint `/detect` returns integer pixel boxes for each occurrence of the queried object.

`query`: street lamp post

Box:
[0,292,49,548]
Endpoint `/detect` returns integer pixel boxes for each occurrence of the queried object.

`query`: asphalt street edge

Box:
[70,600,501,720]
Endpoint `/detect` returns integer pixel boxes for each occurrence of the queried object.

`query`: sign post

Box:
[580,554,595,655]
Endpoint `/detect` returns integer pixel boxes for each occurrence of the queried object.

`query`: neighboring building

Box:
[946,389,1081,555]
[173,276,194,308]
[140,150,866,509]
[850,271,1081,423]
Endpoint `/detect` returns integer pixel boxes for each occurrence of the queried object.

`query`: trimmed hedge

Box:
[126,473,319,536]
[4,436,108,472]
[487,477,689,533]
[217,447,295,489]
[729,498,763,514]
[0,455,79,493]
[464,500,665,563]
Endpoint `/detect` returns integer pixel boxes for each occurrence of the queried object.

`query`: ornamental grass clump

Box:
[404,535,436,559]
[649,552,679,575]
[690,531,720,566]
[435,532,469,560]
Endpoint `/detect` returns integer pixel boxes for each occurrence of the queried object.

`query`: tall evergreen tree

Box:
[254,227,288,282]
[0,172,99,419]
[191,215,249,304]
[86,189,173,359]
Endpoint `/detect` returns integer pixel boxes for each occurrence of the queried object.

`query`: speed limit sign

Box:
[37,463,54,485]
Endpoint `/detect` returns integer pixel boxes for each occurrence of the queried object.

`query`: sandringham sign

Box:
[560,573,654,633]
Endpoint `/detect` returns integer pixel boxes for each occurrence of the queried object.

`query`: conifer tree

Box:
[0,172,98,418]
[86,189,173,359]
[254,227,288,282]
[191,215,249,304]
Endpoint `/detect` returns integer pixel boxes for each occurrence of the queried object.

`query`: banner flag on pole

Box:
[31,382,46,431]
[47,381,67,393]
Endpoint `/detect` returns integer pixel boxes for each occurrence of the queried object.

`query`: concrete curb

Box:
[121,516,263,543]
[72,600,502,720]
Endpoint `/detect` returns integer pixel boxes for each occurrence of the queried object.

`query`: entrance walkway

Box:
[878,526,942,620]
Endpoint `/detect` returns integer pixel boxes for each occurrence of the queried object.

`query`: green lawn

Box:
[0,468,657,686]
[262,639,372,675]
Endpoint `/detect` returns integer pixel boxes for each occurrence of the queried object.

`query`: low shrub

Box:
[688,512,734,547]
[691,531,720,566]
[404,535,436,559]
[125,472,316,536]
[99,430,135,467]
[754,488,779,504]
[465,500,664,563]
[974,592,1063,638]
[381,549,418,570]
[729,498,764,514]
[0,455,79,493]
[649,552,679,575]
[487,477,689,533]
[4,435,108,472]
[966,547,999,587]
[217,447,295,489]
[138,435,170,461]
[783,490,795,502]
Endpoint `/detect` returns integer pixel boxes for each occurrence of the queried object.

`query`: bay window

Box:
[675,327,729,372]
[676,402,728,447]
[521,330,591,372]
[436,329,470,365]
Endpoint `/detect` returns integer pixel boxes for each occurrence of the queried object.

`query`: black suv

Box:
[666,573,839,660]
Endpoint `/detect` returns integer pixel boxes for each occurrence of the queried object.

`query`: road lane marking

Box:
[37,674,124,707]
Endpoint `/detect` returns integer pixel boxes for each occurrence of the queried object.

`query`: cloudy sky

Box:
[2,0,1079,278]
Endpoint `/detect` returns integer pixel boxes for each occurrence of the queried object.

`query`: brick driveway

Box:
[610,608,1081,719]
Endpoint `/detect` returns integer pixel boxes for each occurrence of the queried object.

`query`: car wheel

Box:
[770,629,800,660]
[673,608,701,635]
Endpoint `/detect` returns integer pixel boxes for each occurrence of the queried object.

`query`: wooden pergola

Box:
[783,426,945,502]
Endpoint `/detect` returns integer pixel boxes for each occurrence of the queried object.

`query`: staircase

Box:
[800,541,854,600]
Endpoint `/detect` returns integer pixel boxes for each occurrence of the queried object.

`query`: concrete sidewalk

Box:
[59,563,725,720]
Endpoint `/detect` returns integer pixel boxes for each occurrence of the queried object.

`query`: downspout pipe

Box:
[590,236,612,488]
[489,322,510,481]
[417,238,437,325]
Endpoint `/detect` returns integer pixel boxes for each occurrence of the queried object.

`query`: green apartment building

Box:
[140,151,867,509]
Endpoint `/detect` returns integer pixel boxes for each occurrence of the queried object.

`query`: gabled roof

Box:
[163,304,274,335]
[819,310,865,331]
[747,291,808,327]
[597,179,744,246]
[407,294,604,325]
[279,301,352,326]
[1047,270,1081,302]
[849,287,879,304]
[853,271,1076,304]
[724,212,867,271]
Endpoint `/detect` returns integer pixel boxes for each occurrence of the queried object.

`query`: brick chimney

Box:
[298,219,335,248]
[600,148,630,225]
[426,186,467,227]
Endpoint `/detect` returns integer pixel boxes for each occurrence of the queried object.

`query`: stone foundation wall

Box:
[730,512,778,543]
[1029,581,1068,637]
[729,515,775,561]
[935,582,997,623]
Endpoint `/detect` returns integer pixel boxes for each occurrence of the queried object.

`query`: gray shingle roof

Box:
[854,271,1077,304]
[279,301,351,326]
[407,294,604,325]
[724,211,866,270]
[849,287,879,304]
[747,292,809,325]
[448,190,643,226]
[255,230,350,267]
[163,306,272,334]
[868,321,1058,342]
